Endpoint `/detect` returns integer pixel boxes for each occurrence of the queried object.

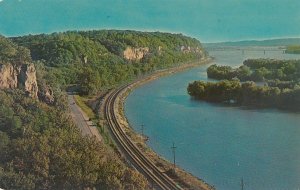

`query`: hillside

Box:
[12,30,206,66]
[0,36,38,98]
[11,30,207,95]
[0,30,207,190]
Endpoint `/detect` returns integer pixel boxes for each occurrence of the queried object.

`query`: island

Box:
[207,59,300,82]
[188,59,300,111]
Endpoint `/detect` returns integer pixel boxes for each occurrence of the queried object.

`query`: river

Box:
[124,49,300,190]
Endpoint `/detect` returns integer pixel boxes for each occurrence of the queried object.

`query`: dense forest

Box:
[12,30,206,95]
[207,59,300,82]
[0,30,206,189]
[0,35,150,189]
[187,80,300,110]
[0,90,148,190]
[189,58,300,111]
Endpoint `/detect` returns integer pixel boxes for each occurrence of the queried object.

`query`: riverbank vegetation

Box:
[189,58,300,111]
[188,80,300,110]
[207,59,300,82]
[1,30,207,189]
[286,45,300,54]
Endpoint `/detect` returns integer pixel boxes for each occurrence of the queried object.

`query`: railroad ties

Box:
[104,85,182,190]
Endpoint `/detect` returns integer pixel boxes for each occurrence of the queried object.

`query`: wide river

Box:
[125,49,300,190]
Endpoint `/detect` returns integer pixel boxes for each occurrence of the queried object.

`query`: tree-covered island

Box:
[207,59,300,82]
[188,59,300,111]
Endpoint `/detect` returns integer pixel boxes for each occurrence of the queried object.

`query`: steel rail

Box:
[104,85,182,190]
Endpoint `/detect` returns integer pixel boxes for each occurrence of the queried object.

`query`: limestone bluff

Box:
[0,62,38,98]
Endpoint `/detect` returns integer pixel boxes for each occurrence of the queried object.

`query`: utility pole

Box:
[171,142,177,173]
[141,124,144,137]
[241,178,244,190]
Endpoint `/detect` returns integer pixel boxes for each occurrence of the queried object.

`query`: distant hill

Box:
[204,38,300,48]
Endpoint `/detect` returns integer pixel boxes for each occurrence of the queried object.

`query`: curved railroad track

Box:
[104,84,183,190]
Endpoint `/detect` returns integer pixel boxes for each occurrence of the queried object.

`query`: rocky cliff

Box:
[38,85,54,104]
[0,63,38,98]
[0,64,18,89]
[123,47,149,61]
[179,45,202,53]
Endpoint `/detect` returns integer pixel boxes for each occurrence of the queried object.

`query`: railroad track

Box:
[104,85,183,190]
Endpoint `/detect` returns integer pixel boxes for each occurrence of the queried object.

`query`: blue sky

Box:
[0,0,299,42]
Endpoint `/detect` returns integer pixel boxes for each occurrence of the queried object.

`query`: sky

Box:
[0,0,299,42]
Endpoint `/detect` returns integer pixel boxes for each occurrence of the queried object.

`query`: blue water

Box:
[125,50,300,190]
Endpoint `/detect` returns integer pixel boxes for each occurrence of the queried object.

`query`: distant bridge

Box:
[205,47,286,53]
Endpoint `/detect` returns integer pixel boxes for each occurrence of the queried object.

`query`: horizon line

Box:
[1,28,299,44]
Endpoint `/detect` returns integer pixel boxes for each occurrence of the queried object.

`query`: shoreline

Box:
[106,58,215,190]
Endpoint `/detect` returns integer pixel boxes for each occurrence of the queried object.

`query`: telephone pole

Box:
[171,142,177,173]
[241,178,244,190]
[141,124,144,137]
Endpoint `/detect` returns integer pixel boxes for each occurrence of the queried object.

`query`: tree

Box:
[0,132,9,153]
[78,66,101,95]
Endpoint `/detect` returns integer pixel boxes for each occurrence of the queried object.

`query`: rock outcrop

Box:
[0,63,38,98]
[123,47,149,61]
[179,45,203,54]
[38,85,54,104]
[0,64,18,89]
[18,63,38,98]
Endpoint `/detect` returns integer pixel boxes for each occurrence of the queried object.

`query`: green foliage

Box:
[78,66,102,95]
[0,132,9,153]
[80,30,203,53]
[0,89,69,136]
[0,31,206,188]
[207,59,300,82]
[267,80,300,89]
[0,126,148,190]
[286,45,300,54]
[12,33,108,66]
[0,88,148,190]
[207,64,253,81]
[0,36,31,64]
[188,80,300,110]
[188,80,241,102]
[0,167,36,190]
[207,64,236,80]
[236,65,252,80]
[12,30,205,67]
[12,30,206,95]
